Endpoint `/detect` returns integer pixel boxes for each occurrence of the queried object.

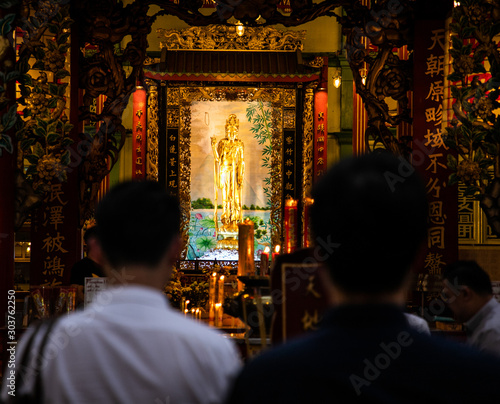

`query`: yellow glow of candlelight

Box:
[264,246,270,253]
[220,275,224,281]
[275,245,280,254]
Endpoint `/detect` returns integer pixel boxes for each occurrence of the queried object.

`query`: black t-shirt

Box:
[69,257,104,285]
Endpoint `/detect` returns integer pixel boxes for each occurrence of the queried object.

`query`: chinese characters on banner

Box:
[274,262,328,344]
[167,128,179,196]
[314,90,328,180]
[30,182,79,286]
[133,86,147,179]
[413,19,458,299]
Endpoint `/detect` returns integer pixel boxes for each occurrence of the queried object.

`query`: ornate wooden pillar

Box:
[29,10,82,287]
[0,7,17,329]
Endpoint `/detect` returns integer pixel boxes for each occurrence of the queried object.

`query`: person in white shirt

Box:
[2,181,241,404]
[442,260,500,357]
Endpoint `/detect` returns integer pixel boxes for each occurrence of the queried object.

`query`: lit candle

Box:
[260,246,270,276]
[209,272,216,325]
[218,275,225,305]
[303,198,314,248]
[214,303,222,327]
[284,198,298,254]
[272,245,280,262]
[238,219,255,290]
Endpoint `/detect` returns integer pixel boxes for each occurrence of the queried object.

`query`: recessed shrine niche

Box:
[144,25,321,263]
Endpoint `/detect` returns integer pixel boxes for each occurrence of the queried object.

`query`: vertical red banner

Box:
[30,178,80,287]
[413,11,458,294]
[133,86,147,179]
[314,89,327,180]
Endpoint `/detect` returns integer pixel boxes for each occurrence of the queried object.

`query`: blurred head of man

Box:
[442,260,493,323]
[83,226,101,263]
[310,151,428,302]
[95,180,181,289]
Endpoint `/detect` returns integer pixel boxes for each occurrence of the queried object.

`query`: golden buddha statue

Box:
[211,114,245,248]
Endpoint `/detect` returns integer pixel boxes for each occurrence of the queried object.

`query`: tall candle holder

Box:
[284,197,298,254]
[260,246,270,276]
[208,272,217,325]
[238,219,255,290]
[303,197,314,248]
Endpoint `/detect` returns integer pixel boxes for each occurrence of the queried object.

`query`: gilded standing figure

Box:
[211,114,245,237]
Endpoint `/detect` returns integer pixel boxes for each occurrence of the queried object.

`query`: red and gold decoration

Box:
[30,180,80,286]
[314,89,328,179]
[412,2,458,295]
[133,86,147,179]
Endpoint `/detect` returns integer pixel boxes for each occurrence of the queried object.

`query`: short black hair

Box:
[310,151,428,295]
[96,181,180,269]
[83,226,99,244]
[443,260,493,296]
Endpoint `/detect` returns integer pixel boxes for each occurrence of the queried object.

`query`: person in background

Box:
[226,152,500,403]
[404,313,430,335]
[70,226,104,306]
[442,260,500,357]
[2,181,241,403]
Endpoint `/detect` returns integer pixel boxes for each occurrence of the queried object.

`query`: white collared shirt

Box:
[2,285,241,403]
[465,297,500,357]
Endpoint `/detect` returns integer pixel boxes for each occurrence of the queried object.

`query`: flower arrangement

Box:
[164,266,209,310]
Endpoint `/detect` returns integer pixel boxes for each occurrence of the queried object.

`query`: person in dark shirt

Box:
[70,226,104,306]
[226,152,500,404]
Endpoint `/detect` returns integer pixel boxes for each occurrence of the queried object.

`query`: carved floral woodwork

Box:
[340,0,414,157]
[74,0,160,222]
[446,1,500,236]
[5,0,73,228]
[144,0,351,27]
[158,25,306,51]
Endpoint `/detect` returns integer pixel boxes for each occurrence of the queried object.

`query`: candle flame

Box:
[212,272,217,277]
[275,245,280,254]
[220,275,225,281]
[264,246,270,253]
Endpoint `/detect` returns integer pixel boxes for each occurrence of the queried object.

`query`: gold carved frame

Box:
[146,84,315,258]
[146,25,316,258]
[168,86,285,258]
